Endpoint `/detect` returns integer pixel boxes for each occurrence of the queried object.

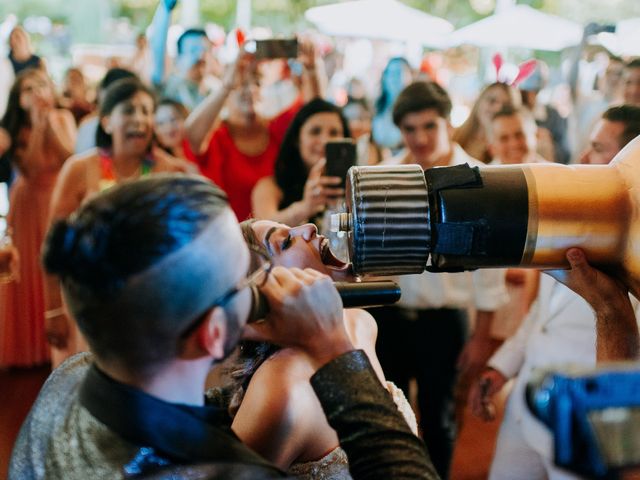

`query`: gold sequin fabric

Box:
[9,353,137,480]
[288,446,352,480]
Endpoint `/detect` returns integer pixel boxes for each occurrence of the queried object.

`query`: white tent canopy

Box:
[305,0,453,48]
[448,4,582,51]
[596,18,640,57]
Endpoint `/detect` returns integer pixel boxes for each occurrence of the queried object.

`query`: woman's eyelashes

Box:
[281,234,293,251]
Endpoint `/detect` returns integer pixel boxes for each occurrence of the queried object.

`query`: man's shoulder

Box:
[9,353,94,479]
[26,352,93,416]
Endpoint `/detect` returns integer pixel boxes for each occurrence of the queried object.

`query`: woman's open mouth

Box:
[319,237,349,271]
[125,131,149,141]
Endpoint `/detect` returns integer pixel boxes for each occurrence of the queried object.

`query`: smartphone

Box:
[255,39,298,59]
[325,139,357,189]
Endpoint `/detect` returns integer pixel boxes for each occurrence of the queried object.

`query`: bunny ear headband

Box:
[493,53,538,87]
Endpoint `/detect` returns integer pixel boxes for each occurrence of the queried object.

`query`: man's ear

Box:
[181,308,227,360]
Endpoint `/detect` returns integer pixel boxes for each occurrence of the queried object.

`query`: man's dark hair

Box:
[392,81,452,126]
[602,104,640,149]
[177,28,208,55]
[42,175,229,372]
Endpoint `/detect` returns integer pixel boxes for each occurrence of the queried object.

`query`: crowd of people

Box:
[3,6,640,480]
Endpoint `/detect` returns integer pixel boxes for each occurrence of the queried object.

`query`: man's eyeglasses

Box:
[180,247,272,337]
[211,257,272,310]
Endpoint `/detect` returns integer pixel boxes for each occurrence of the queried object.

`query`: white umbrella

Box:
[305,0,453,48]
[596,18,640,57]
[448,4,582,51]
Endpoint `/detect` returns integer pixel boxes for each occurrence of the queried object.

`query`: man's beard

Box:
[221,305,243,360]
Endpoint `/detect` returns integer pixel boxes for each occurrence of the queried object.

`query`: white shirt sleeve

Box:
[488,297,540,379]
[471,268,508,311]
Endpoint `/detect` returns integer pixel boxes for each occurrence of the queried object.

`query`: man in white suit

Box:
[469,105,640,480]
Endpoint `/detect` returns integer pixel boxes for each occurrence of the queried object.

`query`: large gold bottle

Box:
[334,136,640,291]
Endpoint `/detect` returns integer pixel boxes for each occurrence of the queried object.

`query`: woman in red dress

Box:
[0,68,76,368]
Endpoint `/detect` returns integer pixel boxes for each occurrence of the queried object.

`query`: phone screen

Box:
[255,39,298,59]
[325,139,357,189]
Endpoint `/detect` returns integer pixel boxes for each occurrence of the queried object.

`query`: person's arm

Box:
[568,25,592,104]
[243,267,437,479]
[43,156,88,349]
[149,0,177,87]
[19,104,49,177]
[311,351,438,479]
[458,269,509,377]
[184,52,251,155]
[297,38,325,102]
[546,248,640,362]
[468,366,508,422]
[232,354,320,470]
[45,109,77,164]
[467,295,542,422]
[457,310,496,379]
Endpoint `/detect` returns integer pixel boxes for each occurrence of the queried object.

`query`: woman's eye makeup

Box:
[281,234,292,251]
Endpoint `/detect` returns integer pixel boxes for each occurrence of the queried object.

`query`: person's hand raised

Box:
[221,49,255,92]
[297,37,317,72]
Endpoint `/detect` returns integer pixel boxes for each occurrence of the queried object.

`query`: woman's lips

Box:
[320,237,350,271]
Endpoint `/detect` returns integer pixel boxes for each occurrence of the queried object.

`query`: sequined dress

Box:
[287,381,418,479]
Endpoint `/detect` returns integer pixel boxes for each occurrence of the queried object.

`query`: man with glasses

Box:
[9,175,436,479]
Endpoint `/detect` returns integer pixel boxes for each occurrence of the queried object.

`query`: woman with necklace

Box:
[44,77,196,367]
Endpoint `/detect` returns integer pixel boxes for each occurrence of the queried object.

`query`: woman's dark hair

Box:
[274,98,351,210]
[375,57,411,114]
[1,68,51,156]
[98,67,137,95]
[96,77,156,149]
[42,175,229,370]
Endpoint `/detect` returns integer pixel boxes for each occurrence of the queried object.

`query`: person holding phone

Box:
[251,98,351,227]
[185,39,322,221]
